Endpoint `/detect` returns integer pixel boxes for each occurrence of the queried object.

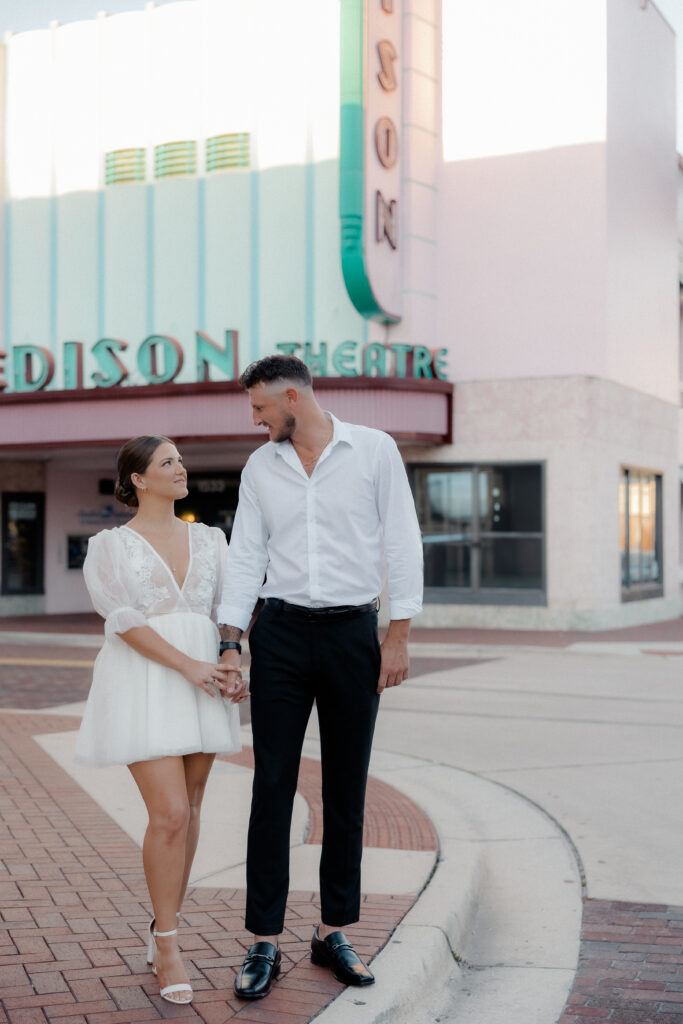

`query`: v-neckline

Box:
[122,522,192,592]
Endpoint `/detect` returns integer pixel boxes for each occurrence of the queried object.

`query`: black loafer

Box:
[234,941,281,999]
[310,928,375,986]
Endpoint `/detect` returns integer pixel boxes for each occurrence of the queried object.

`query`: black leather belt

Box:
[265,598,378,619]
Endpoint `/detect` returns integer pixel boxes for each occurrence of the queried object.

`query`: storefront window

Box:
[620,469,662,598]
[412,463,544,604]
[1,493,45,595]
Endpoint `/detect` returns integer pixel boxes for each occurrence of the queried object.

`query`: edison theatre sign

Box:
[340,0,401,323]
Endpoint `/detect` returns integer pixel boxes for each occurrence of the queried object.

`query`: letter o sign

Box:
[375,116,399,169]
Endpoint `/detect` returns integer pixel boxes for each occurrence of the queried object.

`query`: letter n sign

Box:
[339,0,402,323]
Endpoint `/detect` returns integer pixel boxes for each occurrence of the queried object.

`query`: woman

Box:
[75,435,248,1005]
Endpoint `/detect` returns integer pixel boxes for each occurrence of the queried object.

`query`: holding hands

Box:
[183,659,250,703]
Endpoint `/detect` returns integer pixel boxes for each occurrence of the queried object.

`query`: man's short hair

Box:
[239,355,312,391]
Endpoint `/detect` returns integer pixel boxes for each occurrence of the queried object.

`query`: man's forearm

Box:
[219,624,244,643]
[385,618,411,643]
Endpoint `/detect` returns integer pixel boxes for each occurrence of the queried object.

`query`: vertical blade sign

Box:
[340,0,402,323]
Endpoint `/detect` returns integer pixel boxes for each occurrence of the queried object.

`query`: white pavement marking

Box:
[0,631,104,649]
[33,727,435,897]
[34,729,306,885]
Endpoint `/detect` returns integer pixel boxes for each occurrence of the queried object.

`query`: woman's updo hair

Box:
[114,435,175,508]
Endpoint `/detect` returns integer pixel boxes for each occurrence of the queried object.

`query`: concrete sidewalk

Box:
[3,613,683,1023]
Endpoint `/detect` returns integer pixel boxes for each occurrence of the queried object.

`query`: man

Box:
[217,354,423,999]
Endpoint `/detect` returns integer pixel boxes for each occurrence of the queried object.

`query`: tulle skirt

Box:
[75,611,241,766]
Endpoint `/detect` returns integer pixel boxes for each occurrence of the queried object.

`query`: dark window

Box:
[175,473,241,539]
[67,535,91,570]
[620,469,662,599]
[412,463,544,604]
[2,493,45,595]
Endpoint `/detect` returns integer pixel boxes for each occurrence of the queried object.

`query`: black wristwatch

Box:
[219,641,242,655]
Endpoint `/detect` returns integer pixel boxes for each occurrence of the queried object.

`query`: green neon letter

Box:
[196,330,238,382]
[363,342,387,377]
[412,345,434,379]
[303,342,328,377]
[433,348,449,381]
[138,335,184,385]
[91,338,129,388]
[331,340,359,377]
[389,343,412,378]
[13,345,55,392]
[63,342,84,390]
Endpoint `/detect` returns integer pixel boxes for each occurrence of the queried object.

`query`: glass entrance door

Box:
[175,473,242,539]
[412,463,545,604]
[1,493,45,595]
[416,468,475,588]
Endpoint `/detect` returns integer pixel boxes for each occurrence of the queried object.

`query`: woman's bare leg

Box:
[128,756,192,1002]
[177,752,216,910]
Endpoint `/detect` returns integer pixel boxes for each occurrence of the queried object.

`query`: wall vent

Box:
[154,140,197,179]
[104,148,146,185]
[206,133,250,171]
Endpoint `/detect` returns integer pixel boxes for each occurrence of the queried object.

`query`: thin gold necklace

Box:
[299,423,333,470]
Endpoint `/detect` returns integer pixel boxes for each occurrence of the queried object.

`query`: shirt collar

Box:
[328,412,353,448]
[273,412,354,461]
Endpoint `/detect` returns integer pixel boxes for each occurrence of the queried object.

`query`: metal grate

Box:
[104,148,146,185]
[206,133,250,171]
[154,140,197,179]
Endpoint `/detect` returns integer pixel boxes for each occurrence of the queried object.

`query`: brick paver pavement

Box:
[559,900,683,1024]
[0,652,94,711]
[7,612,683,1022]
[0,710,428,1023]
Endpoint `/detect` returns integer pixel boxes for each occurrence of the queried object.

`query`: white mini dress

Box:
[75,522,241,766]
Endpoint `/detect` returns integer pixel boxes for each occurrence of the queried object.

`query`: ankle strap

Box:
[154,928,178,937]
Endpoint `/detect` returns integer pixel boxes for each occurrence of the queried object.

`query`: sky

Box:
[0,0,681,152]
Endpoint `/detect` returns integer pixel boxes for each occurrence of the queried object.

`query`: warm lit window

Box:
[620,468,662,599]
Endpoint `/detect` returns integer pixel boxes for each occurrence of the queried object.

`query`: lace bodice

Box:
[83,523,228,639]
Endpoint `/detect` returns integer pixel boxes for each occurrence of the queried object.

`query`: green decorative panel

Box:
[206,133,250,171]
[154,140,197,179]
[104,148,146,186]
[339,0,402,324]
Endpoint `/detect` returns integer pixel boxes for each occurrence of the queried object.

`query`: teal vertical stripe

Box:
[49,196,58,374]
[97,190,105,338]
[305,161,315,344]
[3,202,11,390]
[197,178,206,332]
[249,170,260,361]
[146,183,155,334]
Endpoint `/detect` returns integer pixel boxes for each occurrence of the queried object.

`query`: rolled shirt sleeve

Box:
[374,433,424,620]
[217,462,270,630]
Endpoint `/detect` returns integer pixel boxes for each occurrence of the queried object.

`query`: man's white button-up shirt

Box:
[218,414,424,631]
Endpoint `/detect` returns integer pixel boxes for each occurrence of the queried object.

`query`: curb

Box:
[314,753,583,1024]
[313,755,483,1024]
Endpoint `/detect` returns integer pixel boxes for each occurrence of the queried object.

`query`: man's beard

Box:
[272,414,296,442]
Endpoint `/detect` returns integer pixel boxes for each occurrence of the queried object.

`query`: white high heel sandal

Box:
[147,914,180,964]
[147,924,193,1005]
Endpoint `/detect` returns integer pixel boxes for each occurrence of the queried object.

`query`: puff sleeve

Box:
[82,530,148,639]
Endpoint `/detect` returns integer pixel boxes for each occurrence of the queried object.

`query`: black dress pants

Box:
[245,601,381,935]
